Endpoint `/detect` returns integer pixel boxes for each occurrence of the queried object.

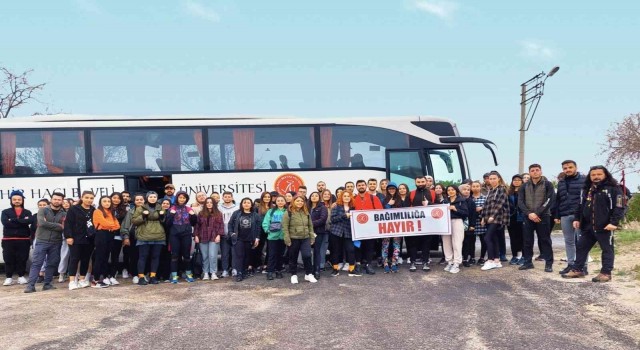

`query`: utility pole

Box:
[518,66,560,174]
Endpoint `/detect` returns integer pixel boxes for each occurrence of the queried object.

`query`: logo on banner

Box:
[356,213,369,224]
[431,208,444,219]
[274,173,305,195]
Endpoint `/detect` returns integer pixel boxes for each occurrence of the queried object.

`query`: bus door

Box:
[124,175,172,198]
[77,176,126,206]
[385,149,427,190]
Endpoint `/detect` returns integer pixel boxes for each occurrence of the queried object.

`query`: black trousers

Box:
[93,230,114,279]
[109,238,123,277]
[574,229,614,274]
[137,244,162,274]
[484,224,502,260]
[233,240,253,275]
[288,238,313,275]
[498,227,506,257]
[330,235,355,266]
[462,231,475,261]
[158,244,172,280]
[126,234,139,275]
[406,235,433,262]
[2,240,30,278]
[508,221,524,256]
[523,218,554,263]
[68,243,94,277]
[267,240,285,273]
[170,234,192,273]
[355,239,375,264]
[252,231,268,268]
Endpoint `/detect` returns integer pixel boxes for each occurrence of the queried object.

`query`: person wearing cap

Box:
[2,190,33,286]
[163,184,176,205]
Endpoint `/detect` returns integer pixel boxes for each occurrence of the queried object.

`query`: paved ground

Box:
[1,234,639,350]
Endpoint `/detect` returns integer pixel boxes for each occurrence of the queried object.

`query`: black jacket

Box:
[444,196,469,220]
[574,183,625,232]
[310,203,329,235]
[228,210,262,242]
[1,207,33,239]
[64,205,96,244]
[464,197,477,229]
[554,172,586,219]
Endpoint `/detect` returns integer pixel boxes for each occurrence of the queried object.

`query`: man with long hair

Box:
[562,166,626,282]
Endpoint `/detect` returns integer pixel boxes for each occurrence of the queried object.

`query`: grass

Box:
[590,229,640,257]
[632,265,640,282]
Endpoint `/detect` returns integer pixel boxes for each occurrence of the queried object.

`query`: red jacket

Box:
[352,193,383,210]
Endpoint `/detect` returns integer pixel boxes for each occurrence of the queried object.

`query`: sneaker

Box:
[138,277,148,285]
[42,283,56,291]
[509,257,519,265]
[397,257,404,265]
[149,277,159,285]
[591,273,611,282]
[406,258,411,265]
[202,273,210,280]
[561,270,586,279]
[364,264,375,275]
[18,276,28,285]
[477,258,485,266]
[469,258,476,264]
[544,263,553,273]
[519,263,535,270]
[231,269,238,277]
[384,265,391,273]
[68,281,80,290]
[24,285,36,293]
[481,261,496,271]
[211,273,219,280]
[78,279,91,288]
[314,272,321,280]
[132,276,139,284]
[186,274,195,283]
[221,271,229,278]
[171,276,179,284]
[122,269,130,279]
[391,264,399,273]
[462,260,471,268]
[444,263,453,272]
[102,278,111,286]
[291,275,299,284]
[353,264,363,276]
[422,264,431,272]
[235,275,243,282]
[438,258,446,265]
[304,274,318,283]
[267,272,274,280]
[449,265,460,274]
[36,275,44,284]
[348,269,362,277]
[92,282,109,288]
[409,263,417,272]
[3,278,12,286]
[58,274,66,283]
[109,277,120,285]
[499,254,508,262]
[275,272,284,279]
[516,257,525,265]
[331,269,340,277]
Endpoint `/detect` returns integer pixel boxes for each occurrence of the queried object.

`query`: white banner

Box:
[351,204,451,240]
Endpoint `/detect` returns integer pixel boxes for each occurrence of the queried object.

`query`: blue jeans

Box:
[28,241,62,287]
[200,241,219,274]
[560,215,580,265]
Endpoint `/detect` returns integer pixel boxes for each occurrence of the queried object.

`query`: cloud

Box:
[521,41,555,59]
[75,0,102,15]
[413,0,458,20]
[185,1,220,23]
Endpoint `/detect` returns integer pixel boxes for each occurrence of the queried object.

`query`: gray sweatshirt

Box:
[219,202,238,235]
[36,206,67,243]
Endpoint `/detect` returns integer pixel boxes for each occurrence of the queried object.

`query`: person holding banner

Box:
[353,180,384,275]
[381,182,402,273]
[442,185,469,274]
[330,191,359,277]
[480,172,510,271]
[407,176,434,272]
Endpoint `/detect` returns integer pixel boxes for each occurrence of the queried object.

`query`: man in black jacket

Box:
[1,190,33,286]
[554,160,587,274]
[518,164,556,272]
[562,166,625,282]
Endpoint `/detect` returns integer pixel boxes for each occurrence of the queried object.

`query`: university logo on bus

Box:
[273,173,305,195]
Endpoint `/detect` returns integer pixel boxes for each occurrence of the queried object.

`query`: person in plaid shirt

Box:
[480,172,510,271]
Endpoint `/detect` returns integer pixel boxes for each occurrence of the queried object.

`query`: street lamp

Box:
[518,66,560,174]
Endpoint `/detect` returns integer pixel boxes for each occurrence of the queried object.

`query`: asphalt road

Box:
[1,235,639,350]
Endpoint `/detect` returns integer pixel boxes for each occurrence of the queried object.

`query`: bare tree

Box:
[601,112,640,173]
[0,67,46,118]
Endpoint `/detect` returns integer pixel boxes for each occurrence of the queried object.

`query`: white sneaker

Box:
[211,273,219,280]
[132,276,139,284]
[406,258,411,265]
[102,278,111,286]
[58,274,65,283]
[202,273,210,280]
[231,269,238,277]
[495,262,503,268]
[109,277,120,286]
[18,276,28,285]
[481,261,496,271]
[449,265,460,274]
[78,279,91,288]
[444,263,453,272]
[341,263,349,271]
[290,275,299,284]
[397,257,404,265]
[68,281,80,290]
[304,274,318,283]
[122,269,130,279]
[222,271,229,278]
[3,278,12,286]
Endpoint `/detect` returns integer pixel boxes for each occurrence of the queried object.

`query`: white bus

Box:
[0,114,497,262]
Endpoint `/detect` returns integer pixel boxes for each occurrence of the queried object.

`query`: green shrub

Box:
[625,194,640,222]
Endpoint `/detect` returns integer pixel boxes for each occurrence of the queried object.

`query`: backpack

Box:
[190,243,203,278]
[267,208,283,232]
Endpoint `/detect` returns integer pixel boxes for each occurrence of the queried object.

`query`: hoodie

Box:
[219,200,239,236]
[166,191,197,237]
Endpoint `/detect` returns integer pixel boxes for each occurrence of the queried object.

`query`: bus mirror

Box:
[440,153,454,173]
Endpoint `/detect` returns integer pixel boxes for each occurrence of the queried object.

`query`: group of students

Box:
[1,161,628,292]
